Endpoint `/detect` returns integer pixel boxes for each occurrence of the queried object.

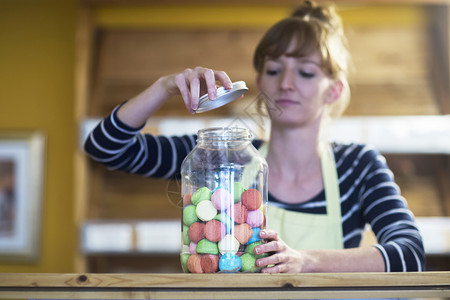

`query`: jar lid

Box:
[195,81,248,113]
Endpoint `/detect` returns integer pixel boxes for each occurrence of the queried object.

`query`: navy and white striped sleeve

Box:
[83,105,196,179]
[359,145,425,272]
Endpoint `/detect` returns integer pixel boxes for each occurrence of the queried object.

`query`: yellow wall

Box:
[0,0,76,272]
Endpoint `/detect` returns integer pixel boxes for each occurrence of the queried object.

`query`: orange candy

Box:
[231,203,248,224]
[188,222,205,243]
[234,223,253,244]
[187,254,203,273]
[241,189,262,211]
[200,254,220,273]
[204,220,226,242]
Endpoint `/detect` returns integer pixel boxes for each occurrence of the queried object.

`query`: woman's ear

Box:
[256,74,262,90]
[326,80,343,104]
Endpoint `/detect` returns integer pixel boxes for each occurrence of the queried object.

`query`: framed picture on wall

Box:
[0,131,45,262]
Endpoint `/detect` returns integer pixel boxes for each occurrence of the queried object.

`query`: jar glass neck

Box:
[197,127,252,144]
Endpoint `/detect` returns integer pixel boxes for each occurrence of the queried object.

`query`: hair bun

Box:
[291,1,338,27]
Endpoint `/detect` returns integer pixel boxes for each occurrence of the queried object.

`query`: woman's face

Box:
[257,48,339,128]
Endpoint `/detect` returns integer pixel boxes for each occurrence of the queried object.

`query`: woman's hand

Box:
[162,66,233,114]
[254,229,312,273]
[117,67,233,127]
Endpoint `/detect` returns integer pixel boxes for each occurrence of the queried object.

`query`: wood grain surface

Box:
[0,272,449,299]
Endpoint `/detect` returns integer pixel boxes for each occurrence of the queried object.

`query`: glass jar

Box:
[180,127,268,273]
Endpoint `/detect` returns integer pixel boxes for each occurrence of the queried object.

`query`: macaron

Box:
[246,227,262,245]
[188,222,205,243]
[211,188,233,211]
[183,193,193,207]
[180,253,191,273]
[196,238,219,255]
[182,224,190,245]
[183,205,199,226]
[200,254,220,273]
[234,223,253,245]
[245,240,267,259]
[204,219,226,242]
[228,203,248,224]
[214,212,233,232]
[233,182,246,203]
[246,209,264,228]
[189,241,197,254]
[187,254,203,273]
[196,200,217,221]
[241,188,262,211]
[191,186,212,205]
[219,252,241,273]
[240,253,260,272]
[218,234,240,254]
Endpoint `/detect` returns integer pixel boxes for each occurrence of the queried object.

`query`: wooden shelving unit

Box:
[74,0,450,273]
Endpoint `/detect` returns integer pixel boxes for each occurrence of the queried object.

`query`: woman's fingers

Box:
[173,67,233,113]
[259,229,279,241]
[197,67,216,100]
[213,69,233,90]
[174,72,194,113]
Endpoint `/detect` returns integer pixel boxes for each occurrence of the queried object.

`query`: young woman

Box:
[84,1,425,273]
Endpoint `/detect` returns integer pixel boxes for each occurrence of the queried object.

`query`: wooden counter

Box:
[0,272,449,299]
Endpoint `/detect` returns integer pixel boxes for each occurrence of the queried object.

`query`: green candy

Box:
[191,187,212,205]
[245,241,268,259]
[213,212,233,231]
[234,182,246,203]
[196,238,219,255]
[182,225,190,245]
[183,205,198,226]
[180,253,190,273]
[240,253,260,272]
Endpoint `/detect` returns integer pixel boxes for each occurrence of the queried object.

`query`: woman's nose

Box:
[280,71,294,90]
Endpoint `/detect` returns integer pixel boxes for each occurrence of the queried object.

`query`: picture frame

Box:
[0,131,45,262]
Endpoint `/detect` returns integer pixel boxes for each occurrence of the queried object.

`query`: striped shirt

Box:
[84,105,425,272]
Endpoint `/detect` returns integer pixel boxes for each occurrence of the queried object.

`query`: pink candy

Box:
[211,188,232,211]
[246,209,264,228]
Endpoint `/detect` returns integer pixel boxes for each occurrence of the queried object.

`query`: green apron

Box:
[258,142,343,250]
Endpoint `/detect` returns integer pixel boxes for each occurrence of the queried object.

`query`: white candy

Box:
[196,200,217,221]
[218,234,240,254]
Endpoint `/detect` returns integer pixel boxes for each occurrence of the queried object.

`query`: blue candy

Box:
[219,253,241,273]
[246,228,262,245]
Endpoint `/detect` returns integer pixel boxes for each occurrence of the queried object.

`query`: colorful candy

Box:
[246,209,264,228]
[196,238,219,255]
[241,189,262,211]
[191,187,212,205]
[181,182,266,273]
[218,234,240,254]
[211,188,233,210]
[196,200,217,221]
[240,253,259,272]
[188,222,205,244]
[219,252,242,272]
[234,223,253,245]
[204,219,226,242]
[201,254,220,273]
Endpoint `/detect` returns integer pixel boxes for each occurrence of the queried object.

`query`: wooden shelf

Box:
[1,272,449,299]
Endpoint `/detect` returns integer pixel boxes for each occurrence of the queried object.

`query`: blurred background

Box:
[0,0,449,273]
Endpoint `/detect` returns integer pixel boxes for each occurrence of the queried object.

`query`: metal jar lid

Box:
[195,81,248,113]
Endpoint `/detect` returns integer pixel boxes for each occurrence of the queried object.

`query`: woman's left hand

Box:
[254,229,311,273]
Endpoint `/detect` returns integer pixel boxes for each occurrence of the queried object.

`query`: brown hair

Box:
[253,1,351,117]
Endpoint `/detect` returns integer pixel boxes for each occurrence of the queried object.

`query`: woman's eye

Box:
[266,69,279,76]
[299,71,315,78]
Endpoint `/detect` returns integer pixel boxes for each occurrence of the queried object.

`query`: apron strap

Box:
[319,142,343,248]
[256,141,343,249]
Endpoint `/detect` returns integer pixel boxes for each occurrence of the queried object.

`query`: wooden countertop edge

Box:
[0,272,449,288]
